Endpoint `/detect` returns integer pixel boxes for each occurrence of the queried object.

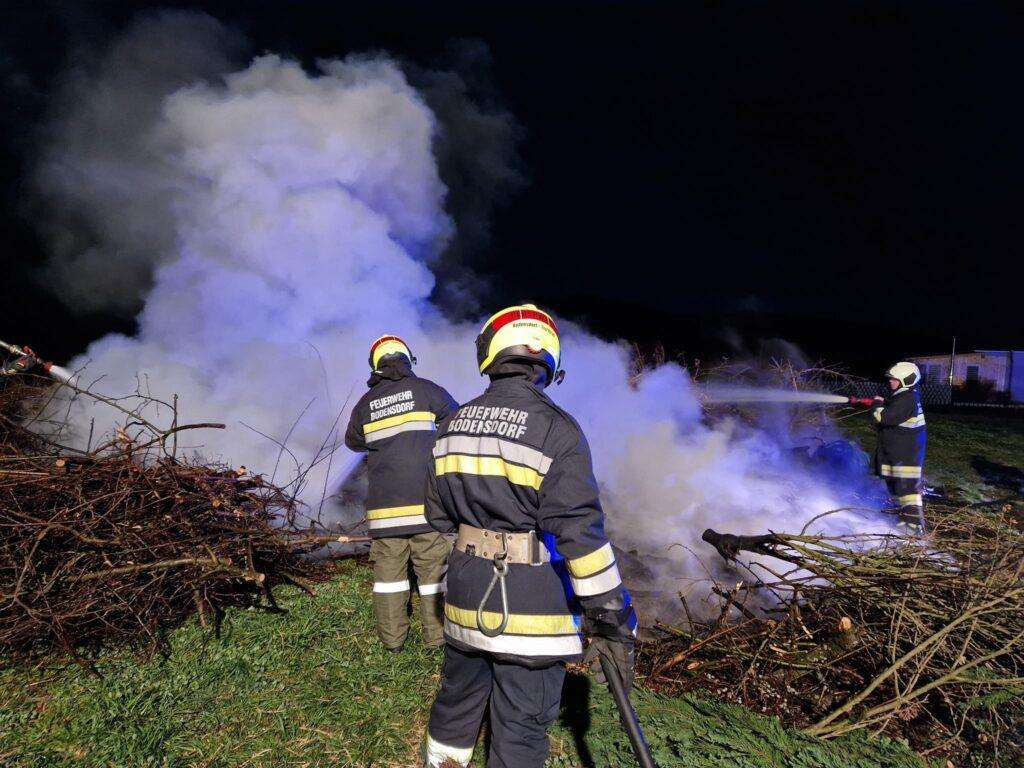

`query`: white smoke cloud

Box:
[32,13,886,618]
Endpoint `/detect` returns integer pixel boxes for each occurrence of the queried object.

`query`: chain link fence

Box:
[836,381,953,406]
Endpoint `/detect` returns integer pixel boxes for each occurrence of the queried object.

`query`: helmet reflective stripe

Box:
[369,335,413,370]
[886,361,921,388]
[476,304,561,375]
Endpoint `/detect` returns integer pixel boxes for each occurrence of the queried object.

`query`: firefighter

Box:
[873,361,927,532]
[422,304,637,768]
[345,335,458,652]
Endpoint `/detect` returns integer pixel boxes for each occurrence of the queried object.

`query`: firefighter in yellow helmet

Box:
[345,335,458,651]
[873,361,927,532]
[422,305,637,768]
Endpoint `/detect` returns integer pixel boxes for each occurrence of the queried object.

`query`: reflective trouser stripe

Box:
[899,415,926,428]
[425,733,473,767]
[880,464,922,479]
[373,580,410,594]
[409,532,450,647]
[898,493,923,507]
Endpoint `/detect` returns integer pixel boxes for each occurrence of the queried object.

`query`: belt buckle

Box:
[528,531,544,567]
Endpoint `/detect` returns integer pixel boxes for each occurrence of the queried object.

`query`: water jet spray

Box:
[702,384,879,408]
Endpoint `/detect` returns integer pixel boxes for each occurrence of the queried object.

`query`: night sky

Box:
[2,2,1022,374]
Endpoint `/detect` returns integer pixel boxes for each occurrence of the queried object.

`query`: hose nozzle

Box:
[848,396,880,408]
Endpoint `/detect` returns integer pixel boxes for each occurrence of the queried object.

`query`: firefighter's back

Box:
[352,374,454,537]
[432,376,585,664]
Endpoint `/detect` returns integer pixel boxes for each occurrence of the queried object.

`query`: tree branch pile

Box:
[1,372,358,666]
[642,501,1024,762]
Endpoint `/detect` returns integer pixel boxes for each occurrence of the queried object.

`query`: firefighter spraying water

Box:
[702,365,928,532]
[0,340,77,385]
[871,362,927,532]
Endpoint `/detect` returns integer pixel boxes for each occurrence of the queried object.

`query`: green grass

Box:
[1,560,925,768]
[842,409,1024,501]
[7,409,1015,767]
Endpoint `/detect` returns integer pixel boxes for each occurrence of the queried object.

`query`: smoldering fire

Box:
[30,12,888,609]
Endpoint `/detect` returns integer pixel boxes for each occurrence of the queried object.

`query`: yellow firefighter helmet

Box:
[475,304,563,384]
[368,335,415,370]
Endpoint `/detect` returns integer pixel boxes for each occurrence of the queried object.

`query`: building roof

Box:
[909,349,1021,359]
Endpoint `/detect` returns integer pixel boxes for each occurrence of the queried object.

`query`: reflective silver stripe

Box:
[418,582,446,595]
[899,414,926,428]
[443,619,583,656]
[368,514,428,530]
[425,733,473,767]
[433,435,553,474]
[898,493,923,507]
[365,420,435,442]
[570,562,623,597]
[373,579,410,594]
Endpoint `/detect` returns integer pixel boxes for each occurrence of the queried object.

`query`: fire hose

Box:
[473,531,656,765]
[0,340,76,385]
[597,648,658,768]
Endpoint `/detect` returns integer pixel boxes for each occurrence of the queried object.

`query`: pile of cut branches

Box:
[0,371,355,666]
[643,500,1024,764]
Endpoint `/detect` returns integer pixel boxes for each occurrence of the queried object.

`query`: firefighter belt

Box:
[455,524,551,639]
[454,524,550,565]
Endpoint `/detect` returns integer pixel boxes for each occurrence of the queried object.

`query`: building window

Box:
[966,365,980,383]
[925,364,941,384]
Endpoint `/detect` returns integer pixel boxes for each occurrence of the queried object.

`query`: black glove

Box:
[583,636,635,693]
[2,354,38,376]
[581,593,637,693]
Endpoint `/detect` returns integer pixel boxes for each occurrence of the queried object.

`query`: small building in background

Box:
[909,350,1024,403]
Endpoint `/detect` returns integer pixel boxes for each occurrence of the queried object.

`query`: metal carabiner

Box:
[476,532,510,637]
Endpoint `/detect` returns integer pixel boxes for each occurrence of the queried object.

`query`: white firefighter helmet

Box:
[885,361,921,388]
[475,304,563,385]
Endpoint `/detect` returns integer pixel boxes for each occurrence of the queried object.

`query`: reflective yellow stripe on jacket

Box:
[363,410,436,442]
[435,454,545,490]
[365,504,427,530]
[899,414,926,428]
[443,603,583,657]
[566,542,623,597]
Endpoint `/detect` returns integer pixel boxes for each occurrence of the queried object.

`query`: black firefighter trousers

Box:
[425,645,565,768]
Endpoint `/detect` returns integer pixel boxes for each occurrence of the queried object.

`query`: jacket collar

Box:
[367,359,415,387]
[486,373,546,395]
